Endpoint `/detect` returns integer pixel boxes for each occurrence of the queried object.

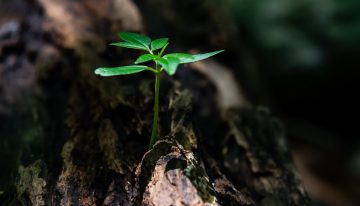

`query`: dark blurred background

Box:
[1,0,360,205]
[222,1,360,205]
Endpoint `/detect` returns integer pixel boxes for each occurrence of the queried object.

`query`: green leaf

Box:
[135,54,158,64]
[163,53,194,63]
[154,57,168,71]
[165,50,224,64]
[110,42,148,51]
[163,57,180,75]
[154,57,180,75]
[94,65,149,76]
[151,38,168,51]
[183,50,224,63]
[119,32,151,50]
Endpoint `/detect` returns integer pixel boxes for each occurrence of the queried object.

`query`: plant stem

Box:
[149,68,160,149]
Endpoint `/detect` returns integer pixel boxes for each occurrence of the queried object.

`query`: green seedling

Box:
[95,32,223,149]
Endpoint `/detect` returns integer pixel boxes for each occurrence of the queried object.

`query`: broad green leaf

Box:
[163,57,180,75]
[163,53,194,63]
[94,65,148,76]
[165,50,224,64]
[151,38,168,51]
[119,32,151,50]
[154,57,180,75]
[184,50,224,63]
[135,54,158,64]
[154,57,169,71]
[110,42,148,51]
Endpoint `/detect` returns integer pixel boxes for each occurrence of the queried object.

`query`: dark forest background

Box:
[1,0,359,205]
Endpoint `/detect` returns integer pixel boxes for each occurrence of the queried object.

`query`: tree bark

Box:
[0,0,310,205]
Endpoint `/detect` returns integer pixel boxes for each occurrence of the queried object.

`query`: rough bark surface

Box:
[0,0,310,205]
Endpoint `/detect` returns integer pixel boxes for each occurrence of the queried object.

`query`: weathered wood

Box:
[0,0,310,205]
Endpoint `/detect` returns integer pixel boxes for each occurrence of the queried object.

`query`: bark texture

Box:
[0,0,310,205]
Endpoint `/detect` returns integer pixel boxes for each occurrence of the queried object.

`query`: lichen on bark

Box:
[16,160,47,206]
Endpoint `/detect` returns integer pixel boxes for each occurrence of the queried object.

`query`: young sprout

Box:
[95,32,223,149]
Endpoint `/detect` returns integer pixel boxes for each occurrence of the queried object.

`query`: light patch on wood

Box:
[37,0,143,51]
[142,155,218,206]
[16,160,46,206]
[192,60,249,109]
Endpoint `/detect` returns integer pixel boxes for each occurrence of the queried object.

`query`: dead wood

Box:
[0,0,310,205]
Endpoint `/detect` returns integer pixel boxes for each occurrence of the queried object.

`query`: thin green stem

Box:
[149,65,160,149]
[149,44,168,149]
[158,43,168,57]
[145,67,157,73]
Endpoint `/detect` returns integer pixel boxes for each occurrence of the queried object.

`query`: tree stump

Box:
[0,0,310,205]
